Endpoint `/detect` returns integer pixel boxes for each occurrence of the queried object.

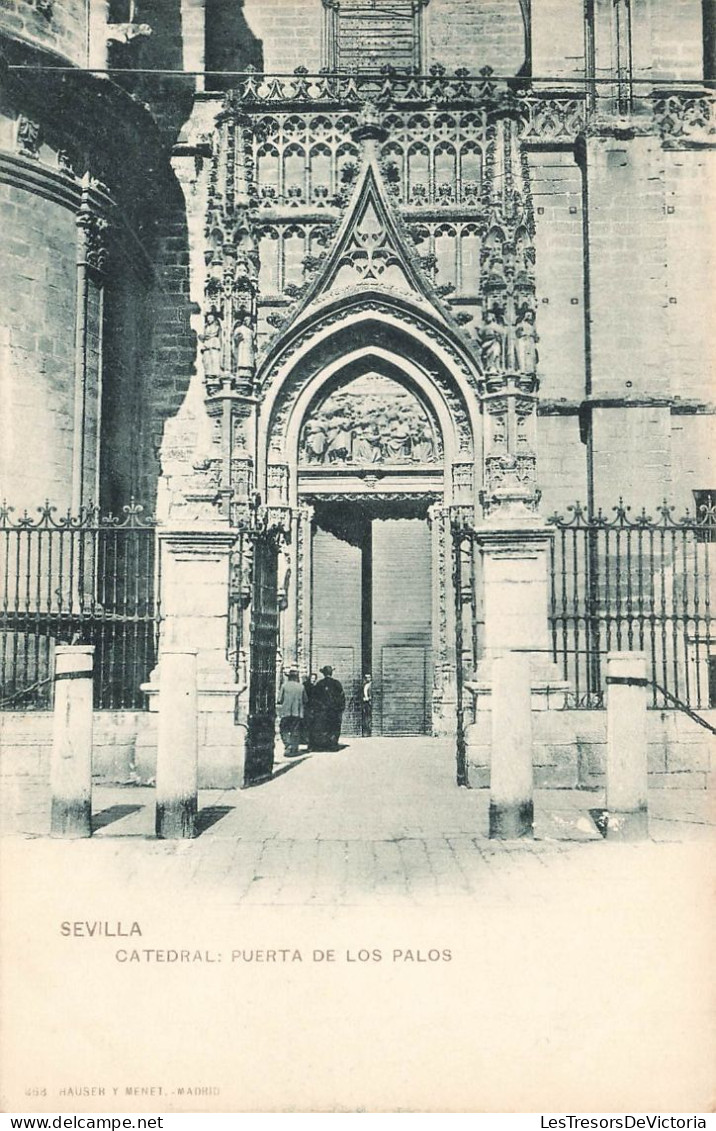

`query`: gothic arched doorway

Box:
[258,294,481,738]
[306,496,436,737]
[296,370,442,736]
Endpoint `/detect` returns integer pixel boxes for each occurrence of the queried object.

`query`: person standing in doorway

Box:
[312,665,346,751]
[361,673,372,736]
[277,668,306,756]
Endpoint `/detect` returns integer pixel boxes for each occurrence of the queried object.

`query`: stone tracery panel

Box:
[248,108,499,213]
[240,97,558,345]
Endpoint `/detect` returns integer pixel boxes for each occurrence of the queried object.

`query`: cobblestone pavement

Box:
[1,736,714,907]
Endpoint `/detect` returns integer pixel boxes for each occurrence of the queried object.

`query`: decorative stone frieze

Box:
[652,90,716,146]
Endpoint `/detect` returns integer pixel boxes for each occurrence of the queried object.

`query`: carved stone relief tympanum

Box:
[299,372,442,467]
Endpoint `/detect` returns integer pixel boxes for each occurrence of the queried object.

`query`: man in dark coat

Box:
[311,665,346,751]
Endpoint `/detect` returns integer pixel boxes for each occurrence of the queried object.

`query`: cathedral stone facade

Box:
[0,1,714,787]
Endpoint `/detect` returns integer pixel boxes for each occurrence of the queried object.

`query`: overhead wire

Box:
[5,64,715,85]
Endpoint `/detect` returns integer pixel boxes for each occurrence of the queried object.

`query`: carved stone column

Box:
[469,367,569,714]
[479,371,539,521]
[73,178,108,511]
[322,0,340,70]
[146,97,253,788]
[464,111,570,785]
[201,100,260,519]
[428,502,456,736]
[204,384,256,520]
[278,503,314,674]
[295,504,314,675]
[451,460,475,522]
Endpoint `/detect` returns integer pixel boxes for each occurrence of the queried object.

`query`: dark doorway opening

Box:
[309,497,433,737]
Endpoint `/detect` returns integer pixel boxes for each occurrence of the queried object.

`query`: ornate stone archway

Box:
[258,292,481,495]
[256,286,481,736]
[150,86,548,759]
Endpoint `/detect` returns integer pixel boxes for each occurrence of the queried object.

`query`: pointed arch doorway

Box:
[294,370,438,737]
[307,494,436,738]
[260,296,481,741]
[297,369,442,738]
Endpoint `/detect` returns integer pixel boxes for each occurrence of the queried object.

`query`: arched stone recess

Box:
[256,288,482,506]
[271,346,460,501]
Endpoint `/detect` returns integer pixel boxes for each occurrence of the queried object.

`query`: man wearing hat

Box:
[276,667,307,756]
[311,665,346,751]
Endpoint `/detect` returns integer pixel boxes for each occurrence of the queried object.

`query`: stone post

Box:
[489,651,534,838]
[50,645,94,838]
[479,525,554,661]
[605,651,649,840]
[155,650,198,839]
[147,529,246,788]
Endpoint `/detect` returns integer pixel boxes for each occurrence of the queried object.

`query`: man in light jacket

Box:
[277,668,307,756]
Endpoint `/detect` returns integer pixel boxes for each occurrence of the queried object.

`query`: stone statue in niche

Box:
[277,547,291,611]
[234,249,258,292]
[233,315,256,374]
[479,311,507,375]
[199,307,223,379]
[16,116,40,159]
[515,309,539,375]
[298,375,439,467]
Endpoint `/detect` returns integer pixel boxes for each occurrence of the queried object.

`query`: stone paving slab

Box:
[4,736,715,834]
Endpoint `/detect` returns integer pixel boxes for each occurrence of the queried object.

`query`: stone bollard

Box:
[489,650,534,839]
[605,651,649,840]
[155,650,199,839]
[50,645,95,838]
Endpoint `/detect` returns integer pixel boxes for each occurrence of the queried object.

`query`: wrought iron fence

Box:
[548,500,715,709]
[0,501,159,710]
